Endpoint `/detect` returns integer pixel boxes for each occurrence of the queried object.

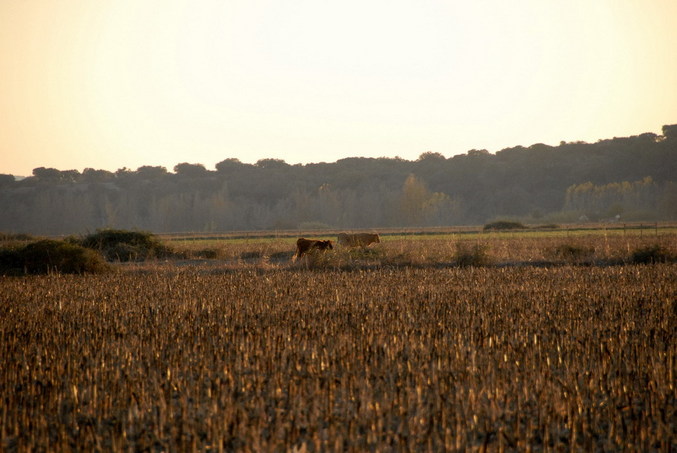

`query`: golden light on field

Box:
[1,259,675,449]
[1,0,676,176]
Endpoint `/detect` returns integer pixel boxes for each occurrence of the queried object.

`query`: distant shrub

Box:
[455,243,491,267]
[79,229,171,262]
[270,251,295,262]
[196,249,220,259]
[630,244,673,264]
[532,224,560,230]
[0,239,109,275]
[0,232,35,242]
[550,244,596,263]
[484,221,526,231]
[240,251,263,260]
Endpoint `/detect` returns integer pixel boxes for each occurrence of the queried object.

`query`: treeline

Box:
[1,125,676,235]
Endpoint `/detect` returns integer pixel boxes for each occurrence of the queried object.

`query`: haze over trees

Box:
[1,125,676,235]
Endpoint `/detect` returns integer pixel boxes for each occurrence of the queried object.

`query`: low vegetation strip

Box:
[1,228,675,274]
[165,233,676,269]
[161,223,677,248]
[1,265,674,450]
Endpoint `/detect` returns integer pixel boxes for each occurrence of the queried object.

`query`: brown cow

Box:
[294,238,333,260]
[337,232,380,248]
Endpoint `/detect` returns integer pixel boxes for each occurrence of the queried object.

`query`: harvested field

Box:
[1,259,675,451]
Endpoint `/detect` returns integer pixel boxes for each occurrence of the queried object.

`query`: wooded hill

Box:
[2,125,676,235]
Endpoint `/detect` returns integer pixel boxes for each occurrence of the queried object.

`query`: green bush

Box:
[630,244,673,264]
[483,221,526,231]
[0,239,109,275]
[79,229,171,262]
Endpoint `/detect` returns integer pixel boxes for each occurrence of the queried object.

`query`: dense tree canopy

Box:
[1,126,676,234]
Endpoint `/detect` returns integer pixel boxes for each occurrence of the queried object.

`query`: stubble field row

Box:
[1,253,675,451]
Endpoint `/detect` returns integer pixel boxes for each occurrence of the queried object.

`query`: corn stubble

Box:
[1,265,675,451]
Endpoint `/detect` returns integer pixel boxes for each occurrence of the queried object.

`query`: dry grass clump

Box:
[170,239,294,263]
[290,246,389,270]
[546,243,597,265]
[1,263,675,451]
[454,242,491,267]
[630,244,674,264]
[472,234,676,266]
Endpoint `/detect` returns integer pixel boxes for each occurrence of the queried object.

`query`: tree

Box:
[31,167,80,183]
[0,174,15,187]
[136,166,168,179]
[173,163,207,177]
[467,149,490,158]
[2,124,675,235]
[417,151,445,162]
[60,170,80,183]
[398,174,460,226]
[82,168,115,183]
[215,158,245,173]
[661,124,677,141]
[255,158,289,169]
[32,167,62,181]
[399,174,430,226]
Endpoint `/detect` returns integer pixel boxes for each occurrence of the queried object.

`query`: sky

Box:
[1,1,676,177]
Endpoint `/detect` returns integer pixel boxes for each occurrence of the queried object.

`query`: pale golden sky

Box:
[1,0,676,176]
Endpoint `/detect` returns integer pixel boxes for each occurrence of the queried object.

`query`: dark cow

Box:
[294,238,333,260]
[337,232,381,248]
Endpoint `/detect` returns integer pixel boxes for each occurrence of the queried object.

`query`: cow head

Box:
[320,240,333,250]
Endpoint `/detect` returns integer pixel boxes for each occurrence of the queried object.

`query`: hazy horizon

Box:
[2,0,676,177]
